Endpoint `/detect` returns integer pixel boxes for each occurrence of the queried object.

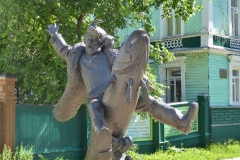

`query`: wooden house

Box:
[118,0,240,142]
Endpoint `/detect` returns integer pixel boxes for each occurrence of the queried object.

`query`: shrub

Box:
[0,144,33,160]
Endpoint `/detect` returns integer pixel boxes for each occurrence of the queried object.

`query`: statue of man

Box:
[47,20,198,160]
[47,21,115,159]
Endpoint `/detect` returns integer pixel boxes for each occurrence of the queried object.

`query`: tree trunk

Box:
[77,14,84,40]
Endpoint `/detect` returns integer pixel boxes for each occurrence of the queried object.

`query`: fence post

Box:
[197,94,210,147]
[79,104,90,159]
[0,73,17,152]
[152,120,160,152]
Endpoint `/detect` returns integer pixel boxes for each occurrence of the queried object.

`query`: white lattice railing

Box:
[163,38,183,49]
[230,39,240,50]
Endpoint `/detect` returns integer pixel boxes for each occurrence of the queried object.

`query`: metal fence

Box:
[15,95,210,159]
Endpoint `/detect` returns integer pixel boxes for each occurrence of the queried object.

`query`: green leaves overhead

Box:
[0,0,202,104]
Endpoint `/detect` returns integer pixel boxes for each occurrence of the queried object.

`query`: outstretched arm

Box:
[47,24,61,37]
[47,24,71,62]
[102,35,118,66]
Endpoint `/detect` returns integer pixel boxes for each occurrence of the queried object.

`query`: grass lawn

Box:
[1,139,240,159]
[128,139,240,160]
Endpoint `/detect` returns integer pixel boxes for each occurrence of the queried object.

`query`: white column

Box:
[159,8,165,39]
[229,0,232,36]
[201,0,213,47]
[229,62,233,105]
[181,63,186,101]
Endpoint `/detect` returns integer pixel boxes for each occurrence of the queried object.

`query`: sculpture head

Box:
[84,20,107,55]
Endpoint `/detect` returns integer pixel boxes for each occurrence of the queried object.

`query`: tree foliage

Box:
[0,0,202,104]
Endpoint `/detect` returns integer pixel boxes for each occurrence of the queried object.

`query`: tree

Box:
[0,0,202,104]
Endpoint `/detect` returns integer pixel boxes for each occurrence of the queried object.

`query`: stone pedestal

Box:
[0,73,17,152]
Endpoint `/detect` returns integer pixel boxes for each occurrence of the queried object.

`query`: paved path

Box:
[223,158,240,160]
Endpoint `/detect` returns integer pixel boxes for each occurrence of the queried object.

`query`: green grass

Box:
[2,139,240,159]
[128,139,240,160]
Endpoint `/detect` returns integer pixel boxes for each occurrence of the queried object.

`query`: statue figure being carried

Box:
[47,20,198,160]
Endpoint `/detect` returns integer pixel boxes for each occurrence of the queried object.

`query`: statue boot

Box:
[88,99,112,160]
[138,77,198,135]
[136,95,199,135]
[112,136,133,153]
[149,97,199,135]
[112,136,133,160]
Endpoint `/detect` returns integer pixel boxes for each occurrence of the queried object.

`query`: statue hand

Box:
[142,75,155,92]
[46,24,61,36]
[102,35,114,48]
[142,74,150,87]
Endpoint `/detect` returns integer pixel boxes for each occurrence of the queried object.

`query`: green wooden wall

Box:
[150,8,161,41]
[208,54,229,106]
[117,23,137,43]
[184,0,202,35]
[185,54,209,102]
[212,0,229,36]
[118,0,203,42]
[149,53,230,106]
[15,105,90,160]
[117,7,161,43]
[149,54,210,103]
[149,61,160,83]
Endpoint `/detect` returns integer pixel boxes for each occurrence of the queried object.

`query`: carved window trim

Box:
[229,55,240,105]
[230,0,240,37]
[159,56,187,103]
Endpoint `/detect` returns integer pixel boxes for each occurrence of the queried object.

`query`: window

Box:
[166,68,182,102]
[228,55,240,105]
[167,9,182,36]
[231,0,240,37]
[159,57,186,103]
[161,9,184,38]
[232,69,240,103]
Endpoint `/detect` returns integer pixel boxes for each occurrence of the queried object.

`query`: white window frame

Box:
[160,9,184,39]
[166,68,182,102]
[229,55,240,105]
[159,56,187,102]
[229,0,240,37]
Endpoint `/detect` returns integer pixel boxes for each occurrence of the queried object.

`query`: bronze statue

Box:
[47,20,198,160]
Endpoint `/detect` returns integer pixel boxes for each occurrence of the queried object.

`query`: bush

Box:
[0,144,33,160]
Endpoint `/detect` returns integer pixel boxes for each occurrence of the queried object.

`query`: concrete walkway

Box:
[223,158,240,160]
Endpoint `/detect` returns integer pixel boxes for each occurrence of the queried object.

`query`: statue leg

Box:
[135,95,198,135]
[88,99,112,160]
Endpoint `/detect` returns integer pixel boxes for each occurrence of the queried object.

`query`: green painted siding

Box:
[150,8,161,41]
[182,36,201,48]
[184,0,202,35]
[149,53,229,106]
[212,0,229,36]
[15,105,89,160]
[117,7,161,42]
[208,54,229,106]
[149,61,160,83]
[117,25,138,43]
[185,54,209,102]
[211,107,240,142]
